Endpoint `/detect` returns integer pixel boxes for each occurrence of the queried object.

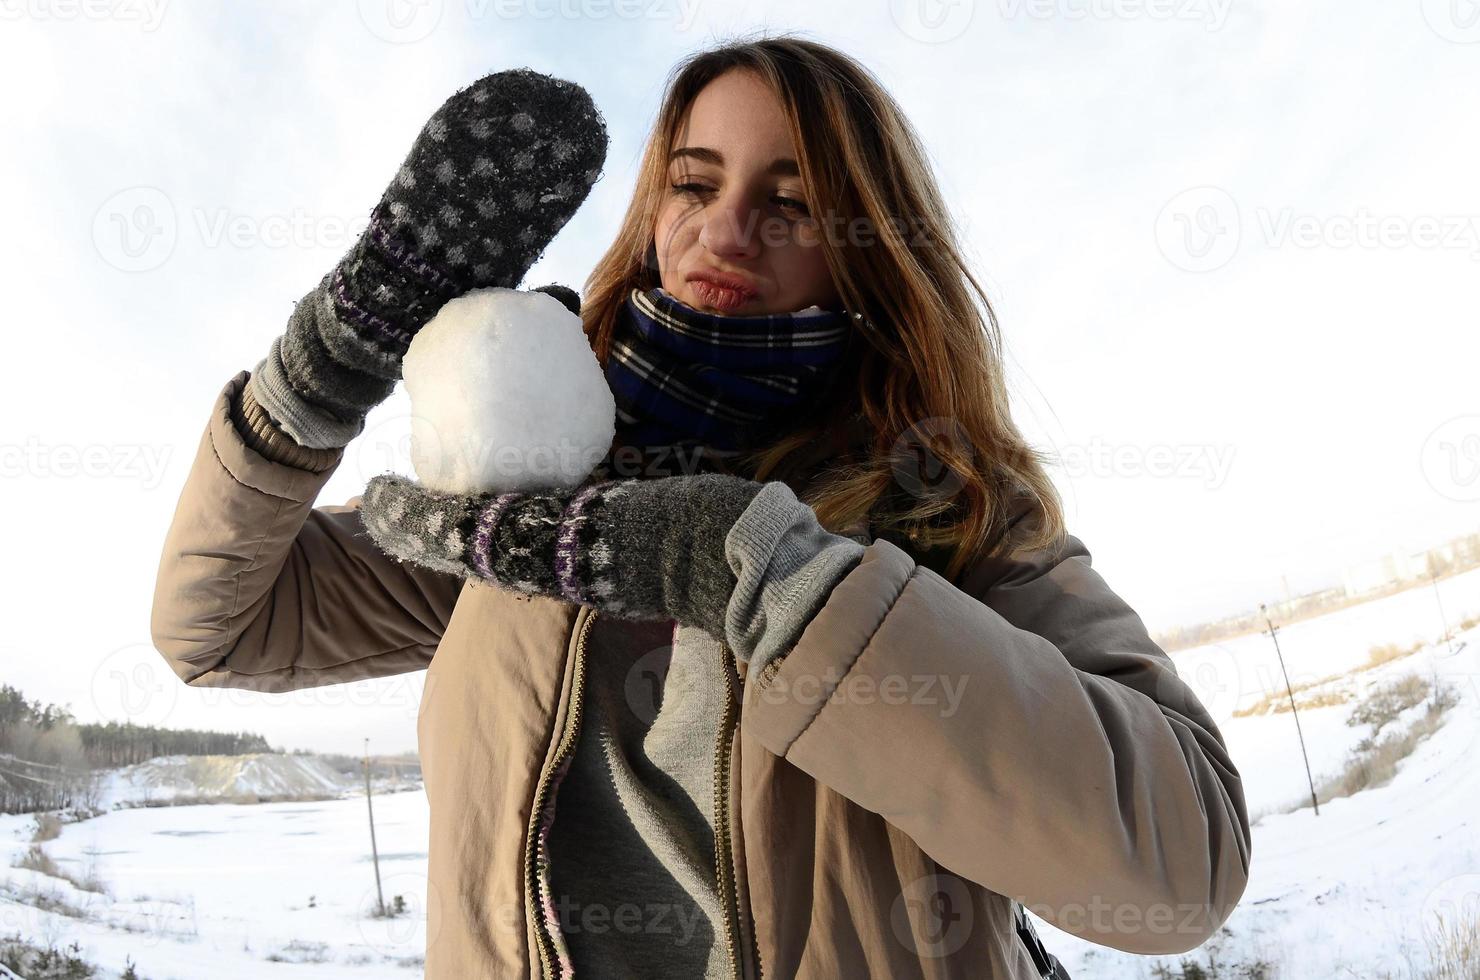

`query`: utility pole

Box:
[363,737,386,916]
[1429,563,1457,656]
[1261,603,1319,816]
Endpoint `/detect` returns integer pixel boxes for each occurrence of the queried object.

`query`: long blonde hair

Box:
[581,33,1065,580]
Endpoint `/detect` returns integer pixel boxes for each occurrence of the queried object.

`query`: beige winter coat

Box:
[150,371,1251,979]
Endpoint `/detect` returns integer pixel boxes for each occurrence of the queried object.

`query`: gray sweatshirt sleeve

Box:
[722,481,867,679]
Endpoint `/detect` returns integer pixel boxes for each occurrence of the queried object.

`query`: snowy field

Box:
[3,571,1478,978]
[1043,568,1480,978]
[2,788,433,977]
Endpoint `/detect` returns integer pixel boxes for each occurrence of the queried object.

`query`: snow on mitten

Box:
[249,68,608,449]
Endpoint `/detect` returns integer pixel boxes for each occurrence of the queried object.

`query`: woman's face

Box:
[653,69,840,317]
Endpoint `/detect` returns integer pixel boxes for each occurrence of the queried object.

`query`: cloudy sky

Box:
[2,0,1475,753]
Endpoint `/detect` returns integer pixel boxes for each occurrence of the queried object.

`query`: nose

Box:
[697,189,762,261]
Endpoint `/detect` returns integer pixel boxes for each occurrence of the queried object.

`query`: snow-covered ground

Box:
[2,571,1477,978]
[1040,569,1480,978]
[2,788,432,978]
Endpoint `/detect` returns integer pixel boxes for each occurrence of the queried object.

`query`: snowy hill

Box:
[96,753,361,809]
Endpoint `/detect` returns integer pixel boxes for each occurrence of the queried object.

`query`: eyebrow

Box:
[669,145,800,177]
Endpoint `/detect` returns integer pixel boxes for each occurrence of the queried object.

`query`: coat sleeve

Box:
[149,371,463,693]
[738,521,1251,955]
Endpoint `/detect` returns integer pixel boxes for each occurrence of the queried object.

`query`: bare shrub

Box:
[1424,900,1480,979]
[31,812,61,842]
[1285,677,1461,812]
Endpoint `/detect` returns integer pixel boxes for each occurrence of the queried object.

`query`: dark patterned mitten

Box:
[249,68,608,449]
[359,471,767,638]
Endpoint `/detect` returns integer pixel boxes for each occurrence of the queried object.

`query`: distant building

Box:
[1341,549,1431,596]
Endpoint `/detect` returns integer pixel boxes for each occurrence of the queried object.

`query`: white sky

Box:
[1,0,1475,754]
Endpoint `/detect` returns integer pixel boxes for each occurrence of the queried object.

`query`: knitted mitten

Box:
[359,470,767,637]
[249,68,608,449]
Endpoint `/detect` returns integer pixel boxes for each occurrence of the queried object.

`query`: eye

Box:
[772,194,810,218]
[670,180,811,218]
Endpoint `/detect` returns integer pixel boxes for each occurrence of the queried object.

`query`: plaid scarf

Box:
[603,285,855,461]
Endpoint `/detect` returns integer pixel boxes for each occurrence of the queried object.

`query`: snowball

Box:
[402,286,615,494]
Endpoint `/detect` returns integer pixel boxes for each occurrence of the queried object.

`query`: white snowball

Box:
[402,286,615,494]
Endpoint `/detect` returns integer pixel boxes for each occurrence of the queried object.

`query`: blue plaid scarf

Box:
[603,285,855,459]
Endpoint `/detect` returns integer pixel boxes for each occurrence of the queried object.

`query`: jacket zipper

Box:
[527,604,598,980]
[714,643,762,980]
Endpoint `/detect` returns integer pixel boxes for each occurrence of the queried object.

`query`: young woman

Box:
[151,37,1250,980]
